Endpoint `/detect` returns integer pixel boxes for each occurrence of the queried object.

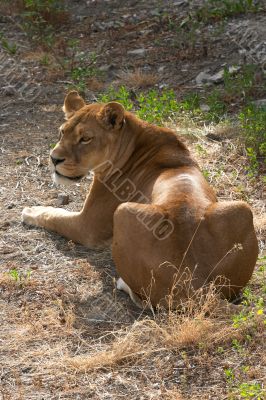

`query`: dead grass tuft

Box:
[65,286,256,373]
[119,69,159,89]
[86,77,105,91]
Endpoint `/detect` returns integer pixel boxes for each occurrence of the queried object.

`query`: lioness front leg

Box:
[22,206,90,245]
[22,179,120,248]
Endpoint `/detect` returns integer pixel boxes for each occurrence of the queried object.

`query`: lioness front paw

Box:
[22,206,52,227]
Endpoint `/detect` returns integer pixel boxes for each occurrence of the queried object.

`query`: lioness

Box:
[22,91,259,307]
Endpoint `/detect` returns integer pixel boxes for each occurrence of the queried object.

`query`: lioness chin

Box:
[22,91,259,308]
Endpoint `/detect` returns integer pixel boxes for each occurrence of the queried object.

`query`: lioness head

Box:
[50,91,125,185]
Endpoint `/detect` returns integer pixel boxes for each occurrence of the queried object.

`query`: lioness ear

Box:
[97,102,125,130]
[63,91,86,119]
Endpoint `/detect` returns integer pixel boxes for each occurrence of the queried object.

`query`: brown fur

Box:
[22,91,259,307]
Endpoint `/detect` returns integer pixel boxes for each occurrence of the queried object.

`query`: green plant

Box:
[224,65,263,102]
[98,87,182,123]
[196,0,261,22]
[181,93,201,112]
[0,32,17,54]
[237,382,264,399]
[195,144,207,156]
[224,368,235,383]
[67,51,102,92]
[239,104,266,172]
[136,89,180,124]
[173,17,201,51]
[246,147,259,175]
[243,286,265,310]
[232,339,243,352]
[205,90,228,122]
[21,0,67,45]
[232,311,250,328]
[98,86,133,111]
[9,268,32,285]
[224,364,265,399]
[40,53,50,65]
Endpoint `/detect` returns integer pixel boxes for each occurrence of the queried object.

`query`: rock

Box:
[195,71,212,85]
[200,104,210,112]
[99,64,114,72]
[127,48,146,56]
[159,83,168,89]
[3,86,16,96]
[57,194,70,206]
[252,99,266,108]
[206,132,223,142]
[228,65,241,74]
[150,10,161,17]
[196,66,241,85]
[173,1,186,5]
[93,21,124,31]
[208,69,225,83]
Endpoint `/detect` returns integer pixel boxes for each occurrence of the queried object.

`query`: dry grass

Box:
[65,285,264,373]
[118,69,159,89]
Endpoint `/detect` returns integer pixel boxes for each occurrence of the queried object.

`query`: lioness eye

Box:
[80,137,93,144]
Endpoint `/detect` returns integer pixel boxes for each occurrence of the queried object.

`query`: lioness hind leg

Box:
[112,202,181,308]
[203,201,259,297]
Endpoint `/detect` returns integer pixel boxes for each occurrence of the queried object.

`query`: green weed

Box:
[224,366,265,399]
[232,338,243,352]
[40,53,50,66]
[8,268,32,286]
[196,0,261,23]
[237,382,264,399]
[98,87,200,124]
[205,90,228,122]
[0,32,17,55]
[98,86,133,111]
[224,367,235,383]
[136,89,180,124]
[67,51,103,92]
[21,0,67,45]
[239,104,266,173]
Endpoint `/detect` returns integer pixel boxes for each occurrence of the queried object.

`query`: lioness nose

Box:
[50,156,65,166]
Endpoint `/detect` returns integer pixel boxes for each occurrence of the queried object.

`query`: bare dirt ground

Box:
[0,1,265,399]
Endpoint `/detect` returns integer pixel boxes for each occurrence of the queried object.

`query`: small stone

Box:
[252,99,266,108]
[200,104,210,112]
[195,71,211,85]
[3,86,16,96]
[57,194,70,206]
[209,69,224,83]
[99,64,114,72]
[150,9,161,17]
[196,66,241,85]
[127,48,146,56]
[173,0,186,5]
[228,65,241,74]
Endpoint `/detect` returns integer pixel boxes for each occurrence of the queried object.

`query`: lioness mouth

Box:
[55,171,83,181]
